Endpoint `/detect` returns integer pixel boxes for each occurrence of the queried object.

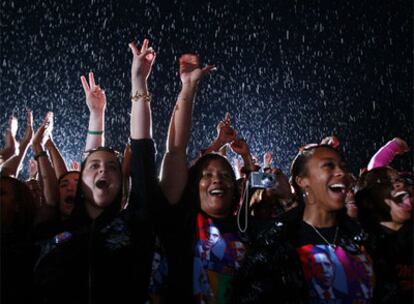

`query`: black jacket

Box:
[231,207,369,304]
[364,220,413,304]
[33,139,158,304]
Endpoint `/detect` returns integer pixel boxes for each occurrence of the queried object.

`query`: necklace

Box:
[305,221,339,249]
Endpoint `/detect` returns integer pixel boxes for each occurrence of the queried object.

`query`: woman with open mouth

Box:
[33,37,159,304]
[156,53,247,303]
[356,166,413,303]
[232,144,375,303]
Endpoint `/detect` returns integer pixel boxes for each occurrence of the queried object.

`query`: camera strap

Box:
[237,178,250,233]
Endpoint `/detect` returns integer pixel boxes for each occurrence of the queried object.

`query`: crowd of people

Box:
[1,37,412,304]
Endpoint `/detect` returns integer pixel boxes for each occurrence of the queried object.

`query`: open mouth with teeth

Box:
[328,183,347,194]
[95,179,109,190]
[209,189,225,196]
[392,191,412,210]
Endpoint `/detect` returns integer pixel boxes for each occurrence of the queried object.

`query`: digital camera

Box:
[249,172,277,189]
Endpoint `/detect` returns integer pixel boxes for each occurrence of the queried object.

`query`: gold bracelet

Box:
[131,91,151,103]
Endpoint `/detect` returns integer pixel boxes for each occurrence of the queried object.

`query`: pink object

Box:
[367,139,402,170]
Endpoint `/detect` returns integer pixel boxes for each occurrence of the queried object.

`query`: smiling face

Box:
[59,172,80,218]
[81,151,122,216]
[297,147,348,212]
[198,158,236,218]
[385,171,412,224]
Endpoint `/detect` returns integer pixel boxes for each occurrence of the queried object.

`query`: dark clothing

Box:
[156,194,240,303]
[365,221,413,304]
[33,139,158,304]
[231,207,370,304]
[1,229,37,304]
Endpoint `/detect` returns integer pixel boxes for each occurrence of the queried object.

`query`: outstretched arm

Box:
[44,118,68,179]
[81,72,106,150]
[128,37,157,223]
[160,54,215,204]
[32,112,58,207]
[367,137,409,170]
[129,38,155,140]
[230,138,257,174]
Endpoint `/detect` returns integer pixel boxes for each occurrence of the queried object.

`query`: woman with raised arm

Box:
[158,55,246,303]
[356,166,413,303]
[33,38,158,304]
[81,71,106,151]
[367,137,409,171]
[233,144,374,303]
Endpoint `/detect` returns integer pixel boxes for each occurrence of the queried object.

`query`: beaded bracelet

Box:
[87,130,104,135]
[131,91,151,103]
[34,151,47,161]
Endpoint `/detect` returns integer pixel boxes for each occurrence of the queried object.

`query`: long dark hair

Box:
[355,167,395,223]
[70,147,123,222]
[185,153,240,216]
[1,176,36,235]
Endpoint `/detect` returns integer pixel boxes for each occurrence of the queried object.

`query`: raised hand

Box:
[179,54,215,85]
[393,137,409,154]
[32,112,53,150]
[20,110,33,146]
[320,135,340,149]
[230,138,250,157]
[28,158,38,179]
[265,167,292,199]
[9,115,18,138]
[80,72,106,114]
[68,160,80,171]
[216,112,237,145]
[128,38,156,83]
[3,116,19,156]
[263,151,273,169]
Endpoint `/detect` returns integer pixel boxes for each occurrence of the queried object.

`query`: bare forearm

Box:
[85,111,105,150]
[130,77,151,139]
[33,144,58,206]
[202,138,227,155]
[45,139,68,178]
[241,153,256,173]
[166,82,198,153]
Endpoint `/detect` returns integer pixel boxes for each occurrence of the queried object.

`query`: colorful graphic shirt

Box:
[297,223,375,304]
[193,213,246,303]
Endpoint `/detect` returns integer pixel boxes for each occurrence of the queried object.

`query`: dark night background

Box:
[1,0,413,179]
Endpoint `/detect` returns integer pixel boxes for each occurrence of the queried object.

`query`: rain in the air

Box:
[1,1,413,303]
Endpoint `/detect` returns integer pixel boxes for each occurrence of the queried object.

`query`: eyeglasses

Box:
[82,146,121,161]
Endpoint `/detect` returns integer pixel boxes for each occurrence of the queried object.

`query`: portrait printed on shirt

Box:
[298,244,374,304]
[194,216,246,303]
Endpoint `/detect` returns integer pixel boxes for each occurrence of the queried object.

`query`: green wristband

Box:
[87,130,104,135]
